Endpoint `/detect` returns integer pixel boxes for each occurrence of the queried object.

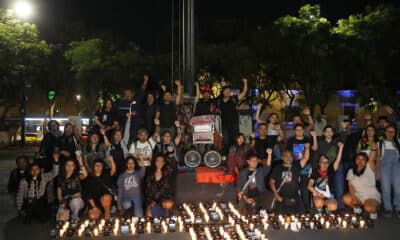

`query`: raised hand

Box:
[266,148,273,155]
[166,145,174,153]
[175,80,181,86]
[154,119,160,126]
[175,120,181,128]
[337,141,344,149]
[310,131,317,138]
[106,154,114,163]
[194,82,199,87]
[52,152,60,163]
[242,78,248,84]
[302,107,311,116]
[100,128,106,136]
[126,112,132,119]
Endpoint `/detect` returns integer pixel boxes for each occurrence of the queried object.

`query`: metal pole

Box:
[20,81,26,147]
[171,0,174,94]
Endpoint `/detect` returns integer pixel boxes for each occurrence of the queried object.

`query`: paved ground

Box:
[1,147,400,240]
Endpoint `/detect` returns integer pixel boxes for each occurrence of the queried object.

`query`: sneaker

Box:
[383,210,392,218]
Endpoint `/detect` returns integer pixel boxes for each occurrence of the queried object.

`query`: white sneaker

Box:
[370,212,378,220]
[354,207,362,215]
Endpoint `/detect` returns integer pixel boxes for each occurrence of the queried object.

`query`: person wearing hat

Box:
[194,82,216,116]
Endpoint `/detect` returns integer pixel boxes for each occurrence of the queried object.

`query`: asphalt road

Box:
[1,147,400,240]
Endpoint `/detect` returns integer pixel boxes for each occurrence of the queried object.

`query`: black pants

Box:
[300,174,310,211]
[222,123,239,156]
[239,191,274,214]
[274,196,305,215]
[22,196,49,222]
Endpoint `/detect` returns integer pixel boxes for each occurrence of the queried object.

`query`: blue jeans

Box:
[380,149,400,211]
[121,197,143,217]
[335,162,353,209]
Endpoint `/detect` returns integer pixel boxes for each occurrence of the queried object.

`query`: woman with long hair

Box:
[17,153,59,222]
[56,155,87,221]
[144,154,175,217]
[84,156,116,220]
[94,99,119,134]
[376,125,400,218]
[227,133,253,176]
[83,130,111,173]
[343,152,380,218]
[357,125,379,161]
[117,156,145,217]
[109,113,131,175]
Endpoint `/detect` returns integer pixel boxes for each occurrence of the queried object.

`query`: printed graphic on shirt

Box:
[124,175,139,190]
[315,177,328,191]
[281,170,293,184]
[292,144,305,161]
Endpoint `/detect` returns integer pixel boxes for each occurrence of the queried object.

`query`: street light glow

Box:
[76,94,81,101]
[13,1,33,19]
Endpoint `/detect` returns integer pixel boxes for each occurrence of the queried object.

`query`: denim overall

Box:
[380,141,400,211]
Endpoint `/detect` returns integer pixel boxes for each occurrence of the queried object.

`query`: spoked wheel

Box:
[203,150,222,168]
[184,150,202,168]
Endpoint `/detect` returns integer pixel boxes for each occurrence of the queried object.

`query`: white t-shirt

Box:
[129,138,157,166]
[346,163,381,204]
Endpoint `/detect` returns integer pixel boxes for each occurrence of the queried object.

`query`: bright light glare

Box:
[14,1,33,19]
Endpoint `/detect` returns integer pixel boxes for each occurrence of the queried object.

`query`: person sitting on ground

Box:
[153,120,182,165]
[376,125,400,219]
[251,123,284,163]
[269,149,310,214]
[8,155,30,197]
[117,156,145,217]
[16,153,59,222]
[227,133,254,176]
[83,129,111,173]
[129,128,159,167]
[237,151,272,213]
[56,155,87,221]
[308,142,344,214]
[84,156,116,220]
[343,152,381,219]
[108,113,131,175]
[145,154,175,217]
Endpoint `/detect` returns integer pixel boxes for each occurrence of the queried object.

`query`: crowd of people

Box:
[7,74,400,224]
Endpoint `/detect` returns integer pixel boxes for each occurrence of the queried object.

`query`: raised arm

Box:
[174,121,182,146]
[100,128,111,148]
[123,113,131,143]
[175,80,183,105]
[276,124,285,143]
[303,107,314,132]
[333,142,344,171]
[311,131,318,151]
[299,143,311,168]
[194,82,200,100]
[238,78,248,101]
[77,155,88,180]
[107,155,117,177]
[255,103,264,124]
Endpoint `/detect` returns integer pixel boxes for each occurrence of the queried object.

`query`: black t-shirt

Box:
[95,109,118,127]
[286,137,311,162]
[246,170,260,198]
[158,102,177,128]
[83,171,114,201]
[195,99,215,116]
[337,131,362,163]
[219,96,239,125]
[144,103,158,133]
[314,137,338,165]
[310,166,336,195]
[270,162,301,198]
[59,176,81,199]
[255,136,277,159]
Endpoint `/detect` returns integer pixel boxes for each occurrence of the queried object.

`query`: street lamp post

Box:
[13,1,33,19]
[76,94,81,116]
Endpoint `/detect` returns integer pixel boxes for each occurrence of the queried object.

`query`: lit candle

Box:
[360,220,365,228]
[325,221,331,229]
[93,228,99,236]
[284,222,289,230]
[342,220,348,229]
[310,221,315,229]
[297,221,302,230]
[320,217,325,225]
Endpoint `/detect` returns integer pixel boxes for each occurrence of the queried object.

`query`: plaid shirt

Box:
[16,164,59,210]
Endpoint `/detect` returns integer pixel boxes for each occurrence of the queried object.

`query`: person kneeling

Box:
[145,154,175,217]
[342,152,381,219]
[17,153,59,222]
[84,156,116,220]
[237,150,272,213]
[308,142,344,213]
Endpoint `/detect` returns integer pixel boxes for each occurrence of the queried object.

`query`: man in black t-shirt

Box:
[237,152,273,213]
[217,79,248,155]
[194,82,217,116]
[269,149,310,214]
[251,123,283,162]
[155,80,182,137]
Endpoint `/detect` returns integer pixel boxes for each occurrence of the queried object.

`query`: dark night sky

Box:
[1,0,399,52]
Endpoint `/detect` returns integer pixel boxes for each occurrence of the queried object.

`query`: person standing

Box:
[376,125,400,218]
[154,80,182,137]
[217,79,248,156]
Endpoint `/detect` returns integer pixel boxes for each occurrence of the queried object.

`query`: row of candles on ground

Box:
[54,201,375,238]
